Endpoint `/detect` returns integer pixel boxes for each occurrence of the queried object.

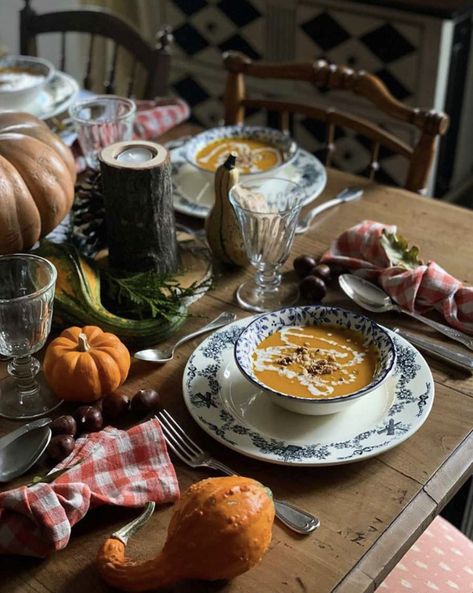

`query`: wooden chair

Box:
[223,51,450,194]
[20,0,173,99]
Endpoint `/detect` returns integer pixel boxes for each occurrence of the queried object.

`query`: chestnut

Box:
[310,263,331,282]
[300,275,327,302]
[293,255,317,278]
[131,388,160,415]
[47,435,75,463]
[50,415,77,437]
[101,393,130,421]
[74,405,103,433]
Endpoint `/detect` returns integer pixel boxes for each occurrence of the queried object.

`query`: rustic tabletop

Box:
[0,126,472,593]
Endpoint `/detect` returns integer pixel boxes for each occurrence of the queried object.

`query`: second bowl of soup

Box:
[184,125,298,176]
[235,306,396,415]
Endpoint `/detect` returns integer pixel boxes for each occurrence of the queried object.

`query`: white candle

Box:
[116,146,154,164]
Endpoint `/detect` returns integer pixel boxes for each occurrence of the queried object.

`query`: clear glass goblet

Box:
[229,177,304,312]
[0,254,61,419]
[69,95,136,169]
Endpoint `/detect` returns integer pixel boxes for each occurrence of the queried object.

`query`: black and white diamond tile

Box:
[296,6,421,103]
[169,65,265,129]
[165,0,265,67]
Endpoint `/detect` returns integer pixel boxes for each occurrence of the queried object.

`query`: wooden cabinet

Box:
[163,0,472,198]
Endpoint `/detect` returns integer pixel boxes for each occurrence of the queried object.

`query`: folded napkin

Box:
[132,97,190,141]
[321,220,473,335]
[0,418,179,557]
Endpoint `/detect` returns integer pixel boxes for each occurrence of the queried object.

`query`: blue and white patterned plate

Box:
[182,317,434,466]
[170,145,327,219]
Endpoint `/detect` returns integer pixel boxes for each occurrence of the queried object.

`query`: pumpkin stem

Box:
[77,333,90,352]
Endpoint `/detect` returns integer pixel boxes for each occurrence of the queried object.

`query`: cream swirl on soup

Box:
[195,137,282,174]
[252,326,378,399]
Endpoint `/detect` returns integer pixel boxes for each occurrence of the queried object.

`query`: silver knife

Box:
[394,328,473,373]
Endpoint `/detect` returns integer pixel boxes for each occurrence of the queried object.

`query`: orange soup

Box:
[195,137,282,174]
[252,326,378,399]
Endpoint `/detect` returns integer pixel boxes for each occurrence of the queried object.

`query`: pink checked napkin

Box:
[0,418,179,557]
[133,97,190,141]
[321,220,473,335]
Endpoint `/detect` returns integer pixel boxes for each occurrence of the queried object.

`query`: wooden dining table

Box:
[0,124,472,593]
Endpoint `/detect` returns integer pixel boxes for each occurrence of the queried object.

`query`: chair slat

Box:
[104,42,119,95]
[367,142,381,180]
[20,4,173,100]
[60,32,66,71]
[83,33,95,90]
[278,111,290,134]
[324,120,335,167]
[127,59,137,98]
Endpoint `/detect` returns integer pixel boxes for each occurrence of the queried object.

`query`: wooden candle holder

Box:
[100,140,178,274]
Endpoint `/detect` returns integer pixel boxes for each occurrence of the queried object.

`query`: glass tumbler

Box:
[0,254,61,419]
[69,95,136,169]
[229,177,304,312]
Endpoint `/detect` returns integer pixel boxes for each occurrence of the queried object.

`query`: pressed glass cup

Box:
[0,254,61,419]
[69,95,136,169]
[229,177,304,312]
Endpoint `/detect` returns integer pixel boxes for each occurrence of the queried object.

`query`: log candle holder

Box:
[99,140,178,274]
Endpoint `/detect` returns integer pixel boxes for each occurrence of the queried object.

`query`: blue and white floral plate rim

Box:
[170,144,327,219]
[182,317,435,466]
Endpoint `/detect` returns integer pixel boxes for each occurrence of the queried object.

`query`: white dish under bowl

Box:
[234,306,397,416]
[0,55,55,110]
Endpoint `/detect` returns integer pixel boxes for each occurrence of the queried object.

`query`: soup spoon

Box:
[0,418,52,483]
[134,312,237,363]
[339,274,473,351]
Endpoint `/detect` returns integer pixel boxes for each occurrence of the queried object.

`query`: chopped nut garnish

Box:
[307,360,339,376]
[275,346,339,376]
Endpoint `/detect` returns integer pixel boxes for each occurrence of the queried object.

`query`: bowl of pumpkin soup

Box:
[235,306,396,415]
[184,125,298,176]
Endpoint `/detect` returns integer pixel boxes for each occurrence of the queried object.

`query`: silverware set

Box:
[156,409,320,535]
[338,274,473,371]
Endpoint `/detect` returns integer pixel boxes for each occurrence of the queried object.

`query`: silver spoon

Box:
[0,418,52,483]
[295,187,363,235]
[134,312,237,363]
[339,274,473,351]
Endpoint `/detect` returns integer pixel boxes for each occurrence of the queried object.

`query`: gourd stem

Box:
[77,333,90,352]
[112,501,155,545]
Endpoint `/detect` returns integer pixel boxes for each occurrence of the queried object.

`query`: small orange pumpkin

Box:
[44,326,131,402]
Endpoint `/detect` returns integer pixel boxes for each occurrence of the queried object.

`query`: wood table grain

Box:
[0,129,472,593]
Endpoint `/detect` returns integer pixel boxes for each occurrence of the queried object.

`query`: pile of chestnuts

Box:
[293,255,344,302]
[47,388,160,463]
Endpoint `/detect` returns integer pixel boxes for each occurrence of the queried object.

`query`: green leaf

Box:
[103,269,213,320]
[380,229,423,270]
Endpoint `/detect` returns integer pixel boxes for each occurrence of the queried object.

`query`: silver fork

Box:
[156,410,320,535]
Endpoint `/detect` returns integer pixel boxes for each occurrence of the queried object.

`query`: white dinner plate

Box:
[170,145,327,219]
[182,317,435,466]
[27,71,79,121]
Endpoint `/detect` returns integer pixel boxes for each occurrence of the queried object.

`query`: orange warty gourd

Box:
[96,476,275,591]
[43,326,131,402]
[0,111,76,254]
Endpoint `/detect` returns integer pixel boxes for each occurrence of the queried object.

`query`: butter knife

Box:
[394,328,473,373]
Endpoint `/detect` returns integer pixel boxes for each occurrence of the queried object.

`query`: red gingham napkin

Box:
[321,220,473,335]
[133,97,190,141]
[0,418,179,557]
